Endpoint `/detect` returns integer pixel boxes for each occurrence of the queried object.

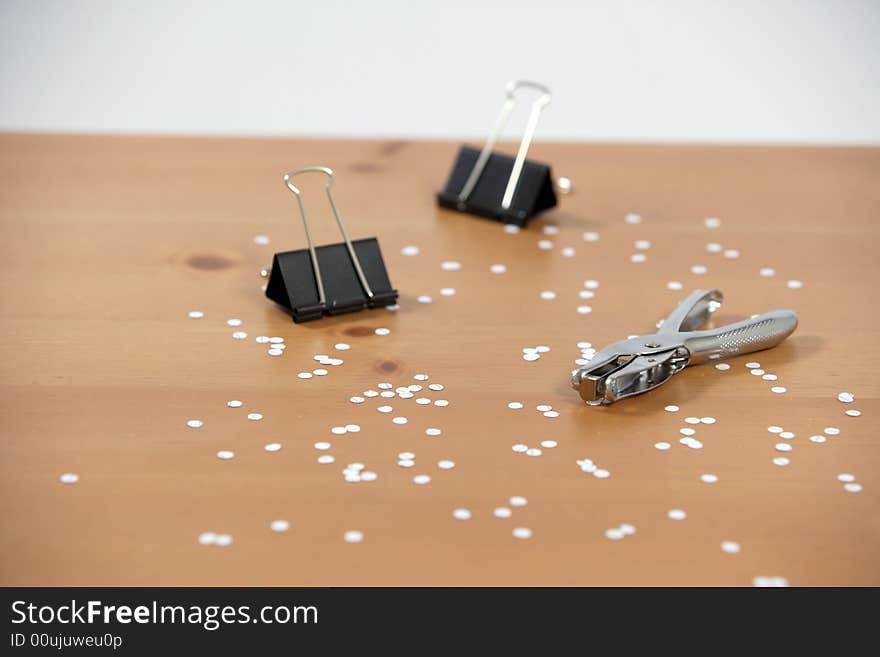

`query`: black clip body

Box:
[265,167,398,323]
[437,145,557,226]
[436,80,557,227]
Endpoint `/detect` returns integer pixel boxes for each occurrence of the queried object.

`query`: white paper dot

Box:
[512,444,528,453]
[232,331,247,340]
[350,396,365,404]
[605,528,625,540]
[561,246,576,257]
[760,267,776,278]
[217,450,234,460]
[452,509,471,520]
[667,509,686,520]
[593,469,610,479]
[441,261,461,271]
[540,290,557,300]
[512,527,533,539]
[186,419,204,428]
[490,263,507,274]
[845,409,862,417]
[270,520,290,532]
[771,386,787,394]
[509,496,528,507]
[525,448,542,456]
[226,400,243,408]
[59,473,79,484]
[837,392,855,403]
[787,280,803,289]
[577,305,593,314]
[392,417,408,425]
[809,435,826,443]
[540,440,558,448]
[666,280,684,291]
[434,400,449,407]
[198,532,216,545]
[317,455,335,464]
[690,265,707,275]
[417,295,433,304]
[214,534,233,547]
[664,405,679,412]
[844,483,862,493]
[377,405,393,413]
[188,310,204,319]
[247,413,263,420]
[537,239,554,250]
[704,217,721,228]
[753,576,789,587]
[654,442,671,451]
[437,460,455,470]
[343,530,363,543]
[494,507,512,518]
[701,417,716,424]
[723,248,740,259]
[775,443,792,452]
[413,474,431,485]
[375,327,391,336]
[824,427,841,436]
[837,473,855,482]
[426,428,442,436]
[254,235,270,245]
[721,541,741,554]
[583,231,599,241]
[701,473,718,483]
[584,279,600,289]
[264,443,282,452]
[401,245,420,256]
[773,457,790,466]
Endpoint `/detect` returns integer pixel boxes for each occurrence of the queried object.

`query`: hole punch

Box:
[437,80,559,227]
[265,166,398,323]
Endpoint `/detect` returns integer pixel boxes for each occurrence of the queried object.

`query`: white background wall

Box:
[1,0,878,144]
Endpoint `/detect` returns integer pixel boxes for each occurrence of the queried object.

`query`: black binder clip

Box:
[437,80,558,227]
[265,166,398,323]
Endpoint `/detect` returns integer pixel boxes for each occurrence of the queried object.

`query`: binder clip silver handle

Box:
[283,166,374,304]
[458,80,552,210]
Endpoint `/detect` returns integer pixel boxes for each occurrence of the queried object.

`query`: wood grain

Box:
[0,133,877,586]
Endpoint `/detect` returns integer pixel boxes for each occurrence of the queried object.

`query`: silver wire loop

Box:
[283,166,374,305]
[457,80,552,210]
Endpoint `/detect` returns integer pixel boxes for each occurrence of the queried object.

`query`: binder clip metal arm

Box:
[265,166,397,323]
[570,290,798,405]
[437,80,559,226]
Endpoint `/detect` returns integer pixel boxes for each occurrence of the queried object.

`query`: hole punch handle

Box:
[658,289,724,334]
[457,80,552,210]
[283,166,374,307]
[684,310,799,364]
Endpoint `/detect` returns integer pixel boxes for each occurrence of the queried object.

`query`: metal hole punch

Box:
[436,80,560,227]
[570,289,798,405]
[264,166,398,323]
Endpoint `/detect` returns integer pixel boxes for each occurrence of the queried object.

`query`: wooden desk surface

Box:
[0,134,877,586]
